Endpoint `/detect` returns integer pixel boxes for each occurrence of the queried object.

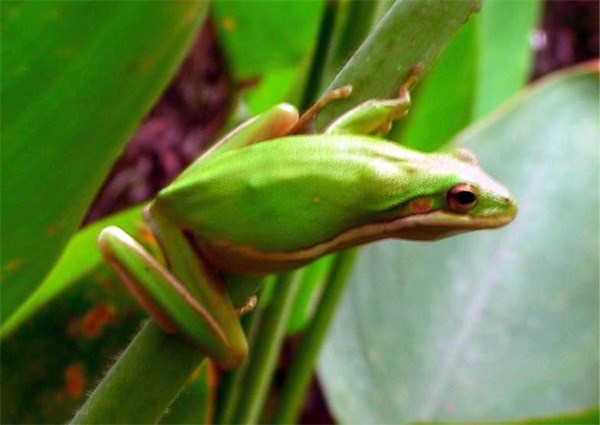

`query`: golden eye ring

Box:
[447,184,477,213]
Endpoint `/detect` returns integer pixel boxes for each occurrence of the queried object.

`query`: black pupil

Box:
[454,190,476,205]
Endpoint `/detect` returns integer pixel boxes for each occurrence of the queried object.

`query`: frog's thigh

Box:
[99,226,247,369]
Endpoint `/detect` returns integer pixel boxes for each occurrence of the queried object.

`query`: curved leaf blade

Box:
[1,2,208,323]
[0,206,144,338]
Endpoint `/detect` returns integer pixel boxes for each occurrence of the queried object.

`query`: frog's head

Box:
[386,147,517,241]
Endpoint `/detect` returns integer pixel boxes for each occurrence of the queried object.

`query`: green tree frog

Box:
[98,80,517,369]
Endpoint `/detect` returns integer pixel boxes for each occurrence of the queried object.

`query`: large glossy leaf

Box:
[319,66,599,423]
[1,2,207,324]
[417,408,599,425]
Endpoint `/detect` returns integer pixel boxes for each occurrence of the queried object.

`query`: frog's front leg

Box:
[99,225,248,370]
[325,65,422,136]
[287,85,353,134]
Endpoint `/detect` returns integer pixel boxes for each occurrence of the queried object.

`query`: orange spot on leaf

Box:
[221,17,236,31]
[47,222,61,237]
[98,275,115,294]
[81,303,116,338]
[64,363,86,399]
[4,258,23,273]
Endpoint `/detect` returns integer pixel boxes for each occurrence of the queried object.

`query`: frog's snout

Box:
[501,195,518,223]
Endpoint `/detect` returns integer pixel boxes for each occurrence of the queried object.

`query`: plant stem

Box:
[271,249,358,425]
[232,272,302,424]
[215,294,266,424]
[70,321,202,424]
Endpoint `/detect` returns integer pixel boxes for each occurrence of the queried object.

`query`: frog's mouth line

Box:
[385,211,516,241]
[205,210,516,274]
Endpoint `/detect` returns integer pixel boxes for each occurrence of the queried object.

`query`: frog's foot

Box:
[402,63,423,94]
[289,85,353,134]
[325,64,424,136]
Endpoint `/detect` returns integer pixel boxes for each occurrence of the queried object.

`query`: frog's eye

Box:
[447,184,477,212]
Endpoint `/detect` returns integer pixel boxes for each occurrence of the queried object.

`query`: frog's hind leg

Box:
[99,225,247,370]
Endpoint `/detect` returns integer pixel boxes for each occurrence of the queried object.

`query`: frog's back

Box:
[153,135,419,254]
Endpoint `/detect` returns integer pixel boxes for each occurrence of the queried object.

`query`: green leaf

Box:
[1,2,208,324]
[212,1,325,110]
[1,268,144,424]
[474,0,541,119]
[287,256,334,334]
[159,362,214,424]
[1,207,144,338]
[212,1,324,79]
[413,407,600,424]
[509,408,600,424]
[319,65,599,423]
[396,16,479,151]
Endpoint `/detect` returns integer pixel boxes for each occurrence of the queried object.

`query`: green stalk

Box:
[70,321,202,424]
[270,249,358,424]
[215,291,267,424]
[317,0,381,93]
[232,273,302,424]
